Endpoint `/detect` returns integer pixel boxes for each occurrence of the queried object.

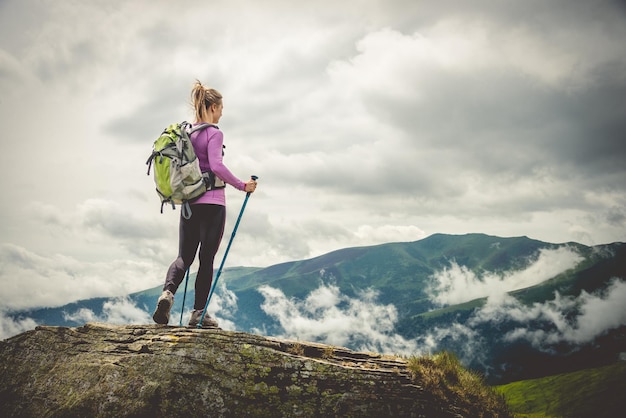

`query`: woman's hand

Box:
[244,179,257,193]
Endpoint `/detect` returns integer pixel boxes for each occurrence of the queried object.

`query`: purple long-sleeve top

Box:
[190,124,246,206]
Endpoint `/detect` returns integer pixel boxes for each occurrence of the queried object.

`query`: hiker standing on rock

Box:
[152,80,257,327]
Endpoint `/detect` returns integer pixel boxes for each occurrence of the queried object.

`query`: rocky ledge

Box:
[0,323,508,417]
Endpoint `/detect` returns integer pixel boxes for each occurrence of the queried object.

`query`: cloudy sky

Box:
[1,0,626,314]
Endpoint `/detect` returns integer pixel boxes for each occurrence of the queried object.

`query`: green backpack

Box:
[146,121,224,219]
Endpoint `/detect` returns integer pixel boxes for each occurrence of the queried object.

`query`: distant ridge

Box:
[9,233,626,385]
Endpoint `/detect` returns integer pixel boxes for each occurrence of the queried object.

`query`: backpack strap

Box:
[178,123,215,155]
[146,152,155,175]
[181,201,193,220]
[189,123,217,134]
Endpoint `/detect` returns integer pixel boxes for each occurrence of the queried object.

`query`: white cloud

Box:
[0,243,162,311]
[417,322,486,366]
[206,282,239,331]
[62,308,99,324]
[417,277,626,362]
[257,283,419,355]
[354,224,427,245]
[63,297,151,325]
[427,246,584,305]
[498,279,626,348]
[0,310,37,341]
[101,297,152,325]
[415,245,626,362]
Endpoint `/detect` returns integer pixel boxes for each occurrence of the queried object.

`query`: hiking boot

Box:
[152,290,174,324]
[188,309,220,328]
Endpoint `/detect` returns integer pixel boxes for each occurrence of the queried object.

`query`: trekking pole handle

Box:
[247,175,258,194]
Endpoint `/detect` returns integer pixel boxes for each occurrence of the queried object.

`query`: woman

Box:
[152,80,257,328]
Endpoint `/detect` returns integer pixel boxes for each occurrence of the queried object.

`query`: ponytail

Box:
[191,80,223,122]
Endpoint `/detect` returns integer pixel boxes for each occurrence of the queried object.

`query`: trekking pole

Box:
[198,175,258,328]
[178,267,190,326]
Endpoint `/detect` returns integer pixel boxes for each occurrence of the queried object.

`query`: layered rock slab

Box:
[1,323,470,417]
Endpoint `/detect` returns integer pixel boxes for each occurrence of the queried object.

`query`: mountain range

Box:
[11,233,626,385]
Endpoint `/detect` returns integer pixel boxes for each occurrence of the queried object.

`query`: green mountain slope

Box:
[12,233,626,386]
[232,233,561,310]
[495,361,626,418]
[511,243,626,304]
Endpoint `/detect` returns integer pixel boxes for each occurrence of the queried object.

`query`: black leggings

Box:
[163,204,226,310]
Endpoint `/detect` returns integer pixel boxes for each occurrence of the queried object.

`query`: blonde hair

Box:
[191,80,223,122]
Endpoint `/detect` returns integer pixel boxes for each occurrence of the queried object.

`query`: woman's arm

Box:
[207,130,246,191]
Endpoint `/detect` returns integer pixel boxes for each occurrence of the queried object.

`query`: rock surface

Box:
[0,323,506,417]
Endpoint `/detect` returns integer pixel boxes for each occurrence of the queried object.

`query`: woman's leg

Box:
[153,208,204,325]
[163,210,202,295]
[193,204,226,310]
